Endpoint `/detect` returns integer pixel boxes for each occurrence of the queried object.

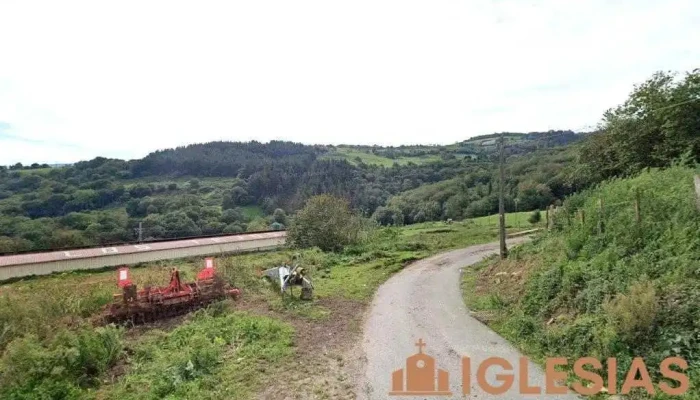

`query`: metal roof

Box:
[0,231,287,268]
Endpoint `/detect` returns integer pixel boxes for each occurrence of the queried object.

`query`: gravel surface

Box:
[357,239,579,399]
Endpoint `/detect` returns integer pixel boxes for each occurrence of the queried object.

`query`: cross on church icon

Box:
[389,339,452,396]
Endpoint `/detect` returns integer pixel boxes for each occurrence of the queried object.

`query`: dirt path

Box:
[356,239,579,399]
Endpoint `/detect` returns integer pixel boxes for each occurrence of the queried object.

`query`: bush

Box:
[287,195,367,252]
[0,326,124,398]
[603,281,658,344]
[223,223,244,234]
[528,210,541,224]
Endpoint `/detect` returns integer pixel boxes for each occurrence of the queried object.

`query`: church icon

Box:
[389,339,452,396]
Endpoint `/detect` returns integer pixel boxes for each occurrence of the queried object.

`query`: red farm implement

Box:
[101,257,240,325]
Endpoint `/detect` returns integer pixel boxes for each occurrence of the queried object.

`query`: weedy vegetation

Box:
[0,212,530,399]
[462,166,700,398]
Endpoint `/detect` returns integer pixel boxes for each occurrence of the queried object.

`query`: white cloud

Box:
[0,0,698,163]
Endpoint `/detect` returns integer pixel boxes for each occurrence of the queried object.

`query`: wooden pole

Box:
[498,133,508,259]
[545,207,550,230]
[549,205,555,229]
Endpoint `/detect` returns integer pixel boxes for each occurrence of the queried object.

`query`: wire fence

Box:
[542,187,658,235]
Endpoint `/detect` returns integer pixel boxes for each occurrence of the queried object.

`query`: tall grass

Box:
[100,308,293,400]
[464,166,700,397]
[0,211,532,398]
[0,325,124,399]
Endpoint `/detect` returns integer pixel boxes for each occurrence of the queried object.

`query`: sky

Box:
[0,0,698,164]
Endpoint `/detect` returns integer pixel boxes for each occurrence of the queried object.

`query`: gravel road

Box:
[357,239,579,399]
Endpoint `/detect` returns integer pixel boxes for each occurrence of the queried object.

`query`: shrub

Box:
[528,210,541,224]
[603,281,658,344]
[0,326,124,398]
[287,195,367,252]
[223,223,244,234]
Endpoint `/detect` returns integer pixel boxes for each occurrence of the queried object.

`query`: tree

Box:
[372,206,402,226]
[221,208,244,224]
[61,212,93,230]
[223,223,244,234]
[222,187,250,209]
[261,197,277,214]
[159,211,201,238]
[0,236,32,253]
[272,208,287,224]
[517,181,554,211]
[128,184,153,198]
[580,69,700,179]
[287,194,363,252]
[187,179,200,190]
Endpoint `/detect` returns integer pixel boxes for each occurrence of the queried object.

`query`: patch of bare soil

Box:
[248,296,367,400]
[468,255,536,324]
[98,289,367,399]
[474,258,529,298]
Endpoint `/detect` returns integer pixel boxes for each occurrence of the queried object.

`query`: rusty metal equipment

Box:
[102,257,240,325]
[263,258,314,300]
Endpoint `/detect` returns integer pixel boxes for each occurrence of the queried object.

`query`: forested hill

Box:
[130,141,321,177]
[0,131,584,253]
[1,64,697,255]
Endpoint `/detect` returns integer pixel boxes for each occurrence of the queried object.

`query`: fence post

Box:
[634,189,641,224]
[598,198,605,234]
[549,205,556,229]
[545,207,550,230]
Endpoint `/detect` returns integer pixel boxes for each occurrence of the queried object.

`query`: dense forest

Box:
[0,68,697,254]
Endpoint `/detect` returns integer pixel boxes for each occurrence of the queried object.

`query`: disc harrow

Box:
[101,257,240,325]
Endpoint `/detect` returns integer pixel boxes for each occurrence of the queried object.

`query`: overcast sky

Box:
[0,0,698,164]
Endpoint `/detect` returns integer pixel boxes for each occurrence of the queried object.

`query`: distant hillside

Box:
[380,144,588,224]
[322,130,586,167]
[459,130,589,154]
[0,132,584,253]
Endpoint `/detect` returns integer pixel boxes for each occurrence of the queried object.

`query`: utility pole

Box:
[498,133,508,259]
[136,222,143,243]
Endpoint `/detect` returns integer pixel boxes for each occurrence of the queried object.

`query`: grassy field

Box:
[239,205,264,220]
[321,147,442,166]
[0,213,533,399]
[462,167,700,399]
[14,168,53,176]
[470,210,541,229]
